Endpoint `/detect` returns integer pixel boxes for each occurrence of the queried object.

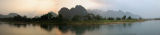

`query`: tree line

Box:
[0,5,137,23]
[0,12,134,22]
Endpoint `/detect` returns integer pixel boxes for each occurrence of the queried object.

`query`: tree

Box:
[13,15,22,21]
[84,14,94,20]
[95,15,101,20]
[72,15,81,21]
[87,15,92,20]
[139,17,142,20]
[127,16,132,20]
[32,16,40,21]
[40,12,54,20]
[57,14,63,22]
[22,15,28,21]
[122,15,126,20]
[116,17,121,20]
[13,15,31,21]
[108,17,114,20]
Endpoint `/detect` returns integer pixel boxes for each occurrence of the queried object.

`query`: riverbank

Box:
[0,20,159,35]
[67,20,145,25]
[0,20,145,25]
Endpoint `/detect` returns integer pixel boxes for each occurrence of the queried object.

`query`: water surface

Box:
[0,20,160,35]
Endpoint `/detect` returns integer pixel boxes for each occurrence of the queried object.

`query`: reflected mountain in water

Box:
[5,22,135,35]
[1,19,160,35]
[40,24,56,32]
[5,22,101,35]
[57,25,100,35]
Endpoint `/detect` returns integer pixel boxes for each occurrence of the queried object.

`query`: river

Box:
[0,20,160,35]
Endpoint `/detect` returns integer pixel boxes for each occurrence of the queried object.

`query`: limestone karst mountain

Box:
[70,5,88,16]
[58,7,71,20]
[58,5,88,20]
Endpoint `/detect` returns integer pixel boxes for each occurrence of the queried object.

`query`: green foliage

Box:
[13,15,22,21]
[122,15,126,20]
[85,14,92,20]
[9,13,105,22]
[108,17,114,20]
[139,17,142,20]
[84,14,96,20]
[72,15,81,21]
[95,15,102,20]
[57,14,63,21]
[86,15,92,20]
[32,16,40,21]
[40,12,54,20]
[116,17,121,20]
[13,15,31,22]
[127,16,132,20]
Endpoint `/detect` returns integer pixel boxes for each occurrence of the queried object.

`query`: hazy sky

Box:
[0,0,159,18]
[0,0,102,17]
[100,0,160,18]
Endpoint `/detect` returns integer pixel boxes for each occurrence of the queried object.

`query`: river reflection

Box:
[0,20,160,35]
[0,22,101,35]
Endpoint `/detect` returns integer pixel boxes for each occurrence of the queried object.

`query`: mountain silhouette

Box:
[58,7,71,20]
[0,13,19,18]
[58,5,88,20]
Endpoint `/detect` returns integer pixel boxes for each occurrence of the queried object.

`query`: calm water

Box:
[0,20,160,35]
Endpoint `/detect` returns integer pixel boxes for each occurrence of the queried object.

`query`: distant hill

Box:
[0,13,19,18]
[88,10,141,19]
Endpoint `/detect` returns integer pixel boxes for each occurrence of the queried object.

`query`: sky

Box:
[0,0,159,18]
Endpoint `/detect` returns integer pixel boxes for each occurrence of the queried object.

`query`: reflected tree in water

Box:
[57,25,100,35]
[9,24,29,28]
[39,24,55,32]
[5,22,101,35]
